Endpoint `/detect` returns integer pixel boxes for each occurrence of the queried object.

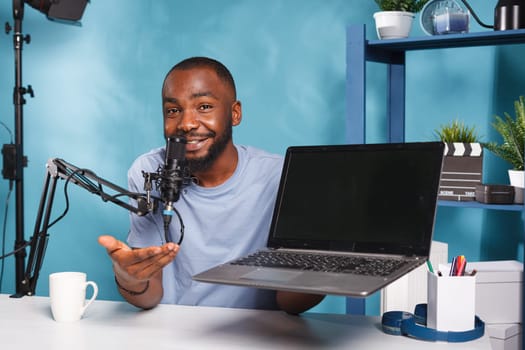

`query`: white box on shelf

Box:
[486,323,522,350]
[468,260,523,324]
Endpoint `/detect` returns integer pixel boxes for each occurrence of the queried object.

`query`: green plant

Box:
[374,0,429,12]
[483,96,525,171]
[434,120,480,143]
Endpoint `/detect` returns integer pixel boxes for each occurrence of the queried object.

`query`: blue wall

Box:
[0,1,522,315]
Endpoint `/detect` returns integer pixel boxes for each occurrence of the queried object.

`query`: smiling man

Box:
[98,57,324,313]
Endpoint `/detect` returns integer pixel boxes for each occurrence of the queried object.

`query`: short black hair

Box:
[164,57,237,99]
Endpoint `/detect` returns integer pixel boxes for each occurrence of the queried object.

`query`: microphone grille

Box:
[166,136,187,160]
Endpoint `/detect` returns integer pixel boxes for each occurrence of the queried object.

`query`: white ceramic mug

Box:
[49,272,98,322]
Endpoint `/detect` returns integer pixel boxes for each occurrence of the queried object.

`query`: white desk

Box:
[0,294,490,349]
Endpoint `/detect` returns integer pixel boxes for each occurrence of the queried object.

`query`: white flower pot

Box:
[508,169,524,203]
[373,11,415,40]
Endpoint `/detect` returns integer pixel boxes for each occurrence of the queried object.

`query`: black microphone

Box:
[159,136,187,243]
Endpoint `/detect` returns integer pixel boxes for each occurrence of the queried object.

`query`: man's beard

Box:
[186,120,233,173]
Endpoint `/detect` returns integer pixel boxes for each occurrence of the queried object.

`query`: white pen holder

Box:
[427,271,476,332]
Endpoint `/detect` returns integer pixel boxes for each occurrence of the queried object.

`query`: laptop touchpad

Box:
[241,269,302,282]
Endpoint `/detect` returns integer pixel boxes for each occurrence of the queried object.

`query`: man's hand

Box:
[98,235,178,283]
[97,235,178,309]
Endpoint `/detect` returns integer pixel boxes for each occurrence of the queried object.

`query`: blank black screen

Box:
[269,142,444,256]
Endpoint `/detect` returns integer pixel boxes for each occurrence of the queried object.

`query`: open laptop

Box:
[193,142,445,297]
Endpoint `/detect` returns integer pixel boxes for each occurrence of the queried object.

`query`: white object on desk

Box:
[440,260,523,324]
[487,323,522,350]
[49,272,98,322]
[427,272,476,332]
[468,260,523,325]
[381,241,448,313]
[0,294,491,349]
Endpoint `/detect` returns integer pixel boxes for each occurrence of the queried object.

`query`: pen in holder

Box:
[427,271,476,332]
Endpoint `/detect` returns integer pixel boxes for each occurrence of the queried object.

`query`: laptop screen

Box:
[268,142,444,257]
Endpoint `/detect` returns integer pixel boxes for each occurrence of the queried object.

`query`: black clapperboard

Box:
[438,142,483,201]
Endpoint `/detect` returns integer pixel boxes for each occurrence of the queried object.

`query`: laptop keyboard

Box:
[231,250,410,277]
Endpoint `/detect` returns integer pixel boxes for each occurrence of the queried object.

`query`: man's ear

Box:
[232,100,242,126]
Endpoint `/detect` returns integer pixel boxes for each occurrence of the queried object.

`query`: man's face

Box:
[162,67,241,172]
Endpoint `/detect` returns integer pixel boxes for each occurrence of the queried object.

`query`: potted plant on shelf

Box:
[373,0,430,39]
[434,120,483,201]
[483,96,525,203]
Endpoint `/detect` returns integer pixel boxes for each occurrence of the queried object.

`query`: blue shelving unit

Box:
[345,24,525,317]
[438,200,523,211]
[346,25,525,145]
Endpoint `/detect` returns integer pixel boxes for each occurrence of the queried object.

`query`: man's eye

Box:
[166,107,180,115]
[199,104,212,110]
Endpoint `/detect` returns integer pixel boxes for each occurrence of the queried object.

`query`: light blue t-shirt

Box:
[127,145,284,309]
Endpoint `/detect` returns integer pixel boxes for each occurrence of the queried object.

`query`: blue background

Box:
[0,1,523,315]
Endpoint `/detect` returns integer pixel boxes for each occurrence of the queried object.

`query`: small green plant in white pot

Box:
[484,96,525,203]
[373,0,430,39]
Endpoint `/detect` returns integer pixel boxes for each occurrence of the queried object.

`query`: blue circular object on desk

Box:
[381,303,485,342]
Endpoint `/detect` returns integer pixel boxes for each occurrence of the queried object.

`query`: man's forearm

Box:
[115,271,163,310]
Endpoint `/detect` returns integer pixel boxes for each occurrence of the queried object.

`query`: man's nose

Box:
[177,110,199,133]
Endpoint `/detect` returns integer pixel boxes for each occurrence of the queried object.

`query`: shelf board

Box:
[438,200,523,211]
[367,29,525,51]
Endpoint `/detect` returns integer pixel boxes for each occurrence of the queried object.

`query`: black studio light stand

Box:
[2,0,89,297]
